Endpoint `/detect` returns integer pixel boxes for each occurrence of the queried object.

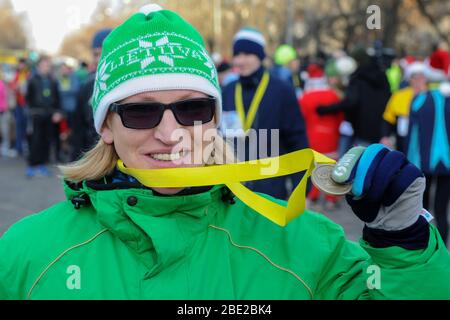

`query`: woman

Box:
[0,5,449,300]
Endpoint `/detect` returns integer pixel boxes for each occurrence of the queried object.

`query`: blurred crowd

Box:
[216,31,450,243]
[0,29,110,176]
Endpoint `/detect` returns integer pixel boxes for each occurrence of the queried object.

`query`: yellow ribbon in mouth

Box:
[117,149,335,227]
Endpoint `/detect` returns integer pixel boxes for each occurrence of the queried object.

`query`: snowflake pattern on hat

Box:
[92,8,221,133]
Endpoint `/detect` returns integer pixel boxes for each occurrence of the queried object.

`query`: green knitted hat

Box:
[92,4,221,133]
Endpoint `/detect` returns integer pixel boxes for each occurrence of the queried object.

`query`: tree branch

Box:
[415,0,450,45]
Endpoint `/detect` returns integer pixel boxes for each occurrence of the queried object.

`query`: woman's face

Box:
[101,89,217,195]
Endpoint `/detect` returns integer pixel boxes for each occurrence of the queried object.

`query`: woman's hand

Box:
[332,144,425,231]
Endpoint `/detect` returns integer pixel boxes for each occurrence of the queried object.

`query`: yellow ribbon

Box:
[293,74,301,88]
[117,149,335,227]
[235,72,270,132]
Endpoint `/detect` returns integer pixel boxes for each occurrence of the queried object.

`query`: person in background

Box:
[58,63,79,120]
[325,54,357,96]
[381,62,429,153]
[25,55,62,177]
[319,54,355,157]
[300,64,343,210]
[406,83,450,245]
[10,58,29,157]
[316,47,391,149]
[216,60,238,89]
[222,28,308,200]
[71,29,112,161]
[376,47,401,93]
[74,61,89,85]
[0,69,12,157]
[271,44,302,96]
[58,63,79,148]
[398,55,417,89]
[324,59,343,95]
[386,59,402,93]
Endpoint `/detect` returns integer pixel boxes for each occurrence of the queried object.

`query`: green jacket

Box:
[1,182,449,300]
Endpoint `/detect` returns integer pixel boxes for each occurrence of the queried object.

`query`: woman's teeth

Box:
[149,151,187,161]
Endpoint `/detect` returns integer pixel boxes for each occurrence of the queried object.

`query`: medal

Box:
[311,164,352,196]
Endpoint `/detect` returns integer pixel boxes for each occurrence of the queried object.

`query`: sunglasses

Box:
[110,97,216,129]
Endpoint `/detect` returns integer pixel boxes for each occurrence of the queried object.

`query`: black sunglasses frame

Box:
[110,97,216,129]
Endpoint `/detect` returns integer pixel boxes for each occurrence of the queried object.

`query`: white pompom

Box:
[139,4,163,15]
[439,81,450,97]
[336,56,356,76]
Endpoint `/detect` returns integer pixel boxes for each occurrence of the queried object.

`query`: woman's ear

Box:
[101,116,114,145]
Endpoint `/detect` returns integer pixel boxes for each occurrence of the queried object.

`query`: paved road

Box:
[1,156,365,241]
[0,157,65,235]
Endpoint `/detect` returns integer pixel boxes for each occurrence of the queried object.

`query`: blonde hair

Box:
[59,131,236,183]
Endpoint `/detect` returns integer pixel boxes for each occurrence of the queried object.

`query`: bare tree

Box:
[58,0,450,62]
[0,0,28,50]
[59,0,123,62]
[415,0,450,46]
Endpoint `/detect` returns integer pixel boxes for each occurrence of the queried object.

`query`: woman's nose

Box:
[153,110,183,144]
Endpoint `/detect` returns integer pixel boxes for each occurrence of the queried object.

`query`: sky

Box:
[11,0,99,54]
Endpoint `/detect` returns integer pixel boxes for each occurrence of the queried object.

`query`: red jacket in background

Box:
[300,88,343,154]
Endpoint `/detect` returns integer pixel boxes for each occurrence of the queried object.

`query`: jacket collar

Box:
[239,65,265,88]
[64,180,227,276]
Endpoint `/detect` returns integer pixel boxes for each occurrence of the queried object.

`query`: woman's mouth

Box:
[149,150,189,162]
[147,150,189,163]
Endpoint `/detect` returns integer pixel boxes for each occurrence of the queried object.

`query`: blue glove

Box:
[332,144,426,231]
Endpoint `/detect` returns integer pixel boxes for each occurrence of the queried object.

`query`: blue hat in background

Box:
[233,27,266,61]
[91,28,113,49]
